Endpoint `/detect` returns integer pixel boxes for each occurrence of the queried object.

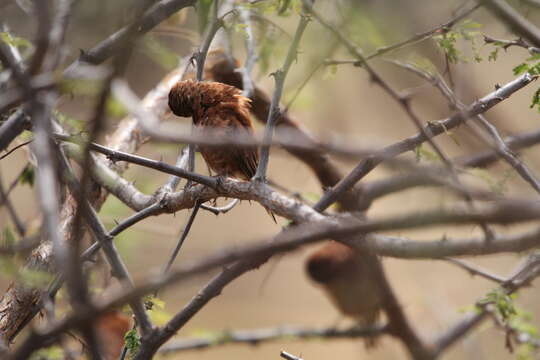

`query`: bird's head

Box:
[306,242,357,284]
[168,79,197,117]
[169,80,247,121]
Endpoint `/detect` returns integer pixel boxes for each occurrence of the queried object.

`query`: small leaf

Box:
[513,63,530,75]
[124,329,141,358]
[106,96,128,118]
[29,346,64,360]
[530,87,540,111]
[488,48,499,62]
[0,32,31,49]
[414,144,440,162]
[3,226,15,246]
[148,307,172,326]
[526,53,540,62]
[20,165,34,187]
[461,19,483,29]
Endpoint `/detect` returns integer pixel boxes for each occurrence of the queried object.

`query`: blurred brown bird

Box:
[306,241,383,346]
[168,80,275,221]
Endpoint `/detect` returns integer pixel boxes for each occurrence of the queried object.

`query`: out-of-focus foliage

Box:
[29,346,64,360]
[124,328,141,359]
[435,20,483,64]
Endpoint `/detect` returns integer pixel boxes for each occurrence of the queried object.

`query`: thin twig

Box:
[0,170,26,236]
[254,13,310,180]
[0,140,32,160]
[61,141,153,211]
[159,146,190,193]
[159,324,386,353]
[163,201,202,273]
[56,134,218,188]
[323,3,481,64]
[81,202,163,261]
[0,109,31,153]
[57,153,153,335]
[65,0,196,70]
[482,0,540,48]
[200,198,239,215]
[313,72,536,212]
[483,34,540,54]
[443,257,506,283]
[432,253,540,356]
[386,59,540,196]
[9,207,540,359]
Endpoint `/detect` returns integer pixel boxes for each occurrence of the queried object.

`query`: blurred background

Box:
[1,0,540,359]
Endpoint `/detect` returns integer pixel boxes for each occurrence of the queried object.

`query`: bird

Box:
[95,311,131,360]
[306,241,383,346]
[168,79,276,221]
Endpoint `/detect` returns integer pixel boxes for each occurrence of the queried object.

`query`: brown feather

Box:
[306,241,383,347]
[169,80,276,221]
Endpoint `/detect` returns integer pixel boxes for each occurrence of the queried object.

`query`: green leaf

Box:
[488,48,499,62]
[435,32,462,64]
[3,226,15,246]
[478,288,516,320]
[147,307,172,326]
[526,53,540,62]
[233,23,248,37]
[30,346,64,360]
[414,144,440,162]
[20,164,34,187]
[516,343,535,360]
[124,329,141,358]
[59,78,101,96]
[530,87,540,112]
[55,111,84,133]
[513,63,530,75]
[106,96,128,118]
[0,32,31,49]
[302,192,321,203]
[460,19,483,29]
[242,0,279,14]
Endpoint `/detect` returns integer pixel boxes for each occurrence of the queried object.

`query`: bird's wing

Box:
[229,121,259,180]
[202,106,259,180]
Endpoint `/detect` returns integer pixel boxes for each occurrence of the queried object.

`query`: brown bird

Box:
[95,311,131,360]
[306,241,383,345]
[168,80,275,221]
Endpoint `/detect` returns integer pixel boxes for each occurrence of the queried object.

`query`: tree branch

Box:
[158,324,386,353]
[254,13,310,181]
[314,72,536,212]
[482,0,540,48]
